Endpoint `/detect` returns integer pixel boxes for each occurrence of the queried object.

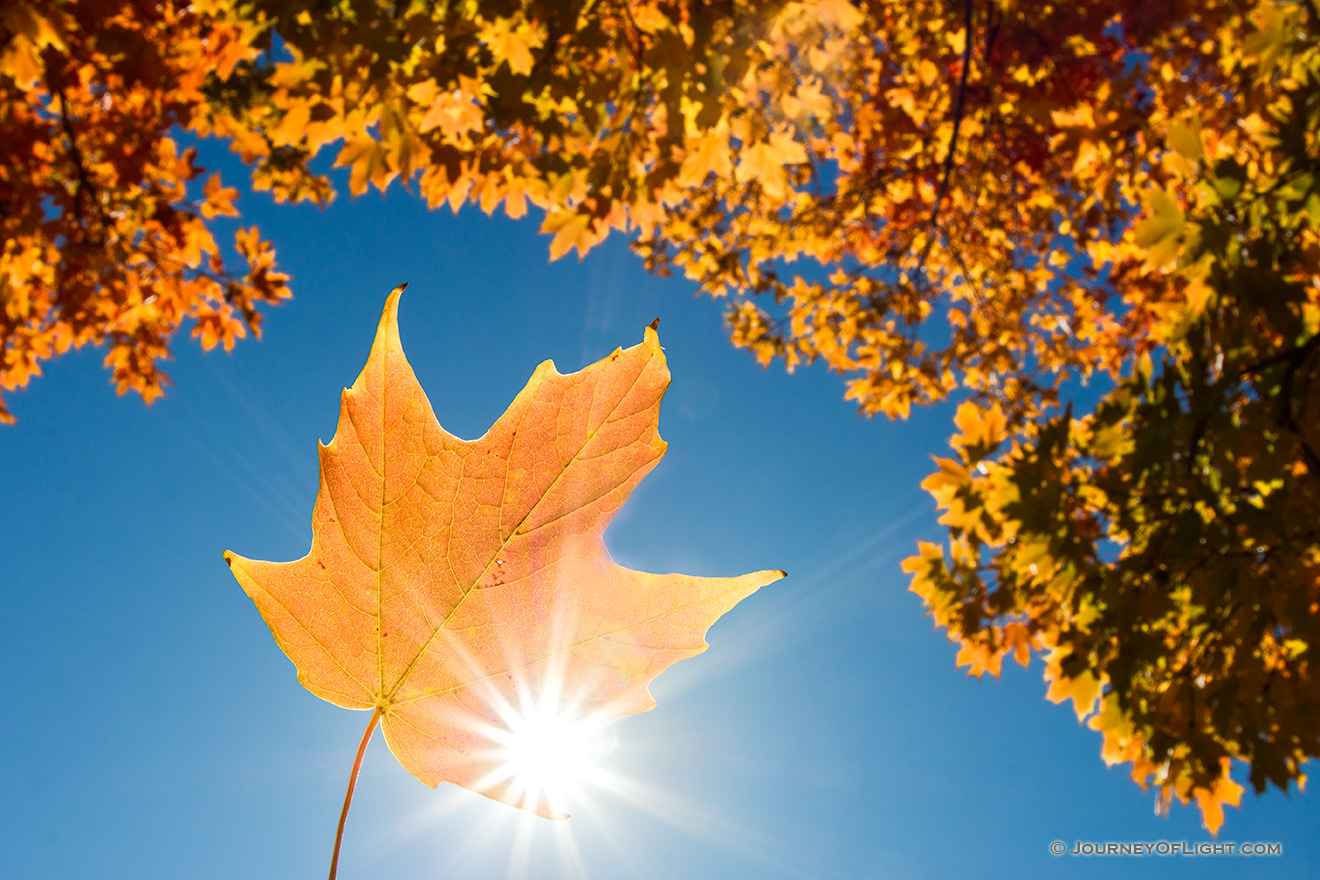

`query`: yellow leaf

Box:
[481,17,543,76]
[678,127,733,188]
[952,400,1006,450]
[1051,105,1095,129]
[917,59,939,87]
[735,130,807,200]
[541,210,595,260]
[0,0,61,89]
[419,89,485,138]
[1003,621,1031,668]
[1166,116,1204,162]
[270,102,311,147]
[1133,188,1185,267]
[956,642,1001,678]
[920,456,969,504]
[336,137,395,196]
[630,2,670,35]
[1242,1,1288,73]
[269,55,317,89]
[0,2,64,87]
[1072,139,1100,176]
[406,80,438,106]
[503,171,528,220]
[1,37,43,88]
[1046,670,1101,721]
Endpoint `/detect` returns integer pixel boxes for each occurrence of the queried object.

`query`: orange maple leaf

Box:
[480,16,543,76]
[225,286,782,832]
[1195,760,1245,837]
[418,89,485,138]
[734,130,807,200]
[200,173,239,219]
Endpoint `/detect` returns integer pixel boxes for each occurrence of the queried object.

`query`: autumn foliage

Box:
[0,0,289,421]
[6,0,1320,832]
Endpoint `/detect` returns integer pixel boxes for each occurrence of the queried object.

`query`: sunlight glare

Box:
[491,696,612,814]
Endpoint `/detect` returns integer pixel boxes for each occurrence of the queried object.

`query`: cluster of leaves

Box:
[6,0,1319,831]
[0,0,289,423]
[904,2,1320,832]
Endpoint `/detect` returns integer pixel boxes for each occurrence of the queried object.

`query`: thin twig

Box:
[895,0,975,290]
[328,707,383,880]
[924,0,975,248]
[51,83,108,234]
[1238,333,1320,376]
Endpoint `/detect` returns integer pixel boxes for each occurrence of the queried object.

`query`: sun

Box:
[506,711,596,794]
[487,695,611,815]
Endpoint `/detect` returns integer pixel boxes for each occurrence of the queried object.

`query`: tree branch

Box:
[925,0,975,245]
[50,83,109,239]
[897,0,975,291]
[1238,332,1320,376]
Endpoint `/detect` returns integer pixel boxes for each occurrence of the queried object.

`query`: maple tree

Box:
[0,0,289,422]
[225,286,782,874]
[8,0,1319,832]
[899,1,1320,835]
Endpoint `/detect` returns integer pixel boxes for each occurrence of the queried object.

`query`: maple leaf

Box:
[336,137,395,196]
[480,16,543,76]
[678,127,734,188]
[1133,187,1186,267]
[734,130,807,201]
[417,88,485,138]
[225,286,782,828]
[541,209,599,261]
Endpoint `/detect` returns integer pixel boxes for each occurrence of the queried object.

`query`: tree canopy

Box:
[4,0,1318,832]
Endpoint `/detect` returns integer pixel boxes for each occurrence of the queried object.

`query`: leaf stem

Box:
[328,706,383,880]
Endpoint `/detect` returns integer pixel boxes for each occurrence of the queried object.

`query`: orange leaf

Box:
[480,16,543,76]
[1003,620,1031,668]
[734,130,807,200]
[678,127,733,188]
[541,209,597,260]
[336,136,395,196]
[418,90,485,138]
[200,173,239,219]
[1045,670,1101,721]
[224,287,783,817]
[1195,761,1244,837]
[956,642,1002,678]
[952,400,1006,450]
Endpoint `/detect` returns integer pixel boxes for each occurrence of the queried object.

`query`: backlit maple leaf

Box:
[225,286,783,821]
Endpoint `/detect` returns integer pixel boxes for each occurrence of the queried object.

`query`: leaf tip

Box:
[364,283,411,371]
[745,569,787,591]
[385,283,407,314]
[643,321,663,354]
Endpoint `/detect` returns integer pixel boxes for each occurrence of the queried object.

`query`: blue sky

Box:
[1,148,1316,880]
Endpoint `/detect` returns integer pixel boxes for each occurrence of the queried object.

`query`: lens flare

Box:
[508,713,595,792]
[486,695,611,815]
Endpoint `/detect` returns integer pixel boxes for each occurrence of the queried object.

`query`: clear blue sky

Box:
[1,145,1316,880]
